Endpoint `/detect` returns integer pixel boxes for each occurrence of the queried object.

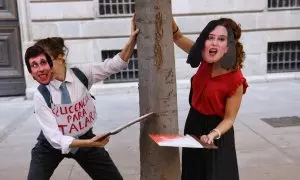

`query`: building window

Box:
[267,41,300,73]
[268,0,300,9]
[99,0,135,16]
[102,50,138,83]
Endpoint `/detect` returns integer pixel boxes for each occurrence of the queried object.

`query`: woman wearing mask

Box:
[173,18,248,180]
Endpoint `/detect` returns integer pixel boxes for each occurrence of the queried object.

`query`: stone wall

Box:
[17,0,300,98]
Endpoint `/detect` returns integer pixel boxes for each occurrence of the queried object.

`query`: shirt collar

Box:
[49,69,74,90]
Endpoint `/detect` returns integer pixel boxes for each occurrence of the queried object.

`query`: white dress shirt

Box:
[33,54,128,154]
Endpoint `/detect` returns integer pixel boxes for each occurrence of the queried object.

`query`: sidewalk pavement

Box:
[0,80,300,180]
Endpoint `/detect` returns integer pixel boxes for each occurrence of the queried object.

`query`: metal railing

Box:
[267,41,300,73]
[99,0,135,16]
[102,50,138,83]
[268,0,300,9]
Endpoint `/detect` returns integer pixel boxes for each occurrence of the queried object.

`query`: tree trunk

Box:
[135,0,180,179]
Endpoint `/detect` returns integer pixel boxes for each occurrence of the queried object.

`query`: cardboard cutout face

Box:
[29,54,52,85]
[220,27,236,70]
[202,25,230,64]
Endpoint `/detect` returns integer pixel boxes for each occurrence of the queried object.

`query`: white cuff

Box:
[61,136,75,154]
[115,53,129,67]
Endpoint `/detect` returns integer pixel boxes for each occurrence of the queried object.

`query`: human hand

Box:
[89,134,110,147]
[130,14,140,42]
[172,17,182,41]
[200,134,215,145]
[172,18,178,33]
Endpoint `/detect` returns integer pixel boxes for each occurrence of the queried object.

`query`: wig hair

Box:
[25,45,53,73]
[187,18,245,70]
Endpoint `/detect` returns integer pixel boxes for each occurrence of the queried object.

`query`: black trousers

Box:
[181,107,239,180]
[27,130,123,180]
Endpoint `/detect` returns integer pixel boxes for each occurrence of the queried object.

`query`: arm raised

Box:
[172,19,194,54]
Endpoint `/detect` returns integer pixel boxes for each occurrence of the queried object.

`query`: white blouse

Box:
[33,54,128,154]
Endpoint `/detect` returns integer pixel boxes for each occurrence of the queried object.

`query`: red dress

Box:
[182,61,248,180]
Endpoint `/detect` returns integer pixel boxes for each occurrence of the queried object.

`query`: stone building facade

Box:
[1,0,300,97]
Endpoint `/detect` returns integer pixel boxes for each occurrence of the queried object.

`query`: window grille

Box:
[267,41,300,73]
[99,0,135,16]
[102,50,138,83]
[268,0,300,9]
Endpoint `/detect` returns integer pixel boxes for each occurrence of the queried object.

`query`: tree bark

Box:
[136,0,180,179]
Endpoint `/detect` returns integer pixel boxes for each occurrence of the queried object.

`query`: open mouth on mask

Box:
[209,48,218,56]
[38,74,48,80]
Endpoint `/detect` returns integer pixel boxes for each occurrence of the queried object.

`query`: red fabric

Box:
[191,61,248,118]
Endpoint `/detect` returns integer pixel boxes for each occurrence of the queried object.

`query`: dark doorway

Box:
[0,0,25,96]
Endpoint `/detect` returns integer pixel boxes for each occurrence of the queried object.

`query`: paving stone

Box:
[1,80,300,179]
[239,165,300,180]
[237,147,293,168]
